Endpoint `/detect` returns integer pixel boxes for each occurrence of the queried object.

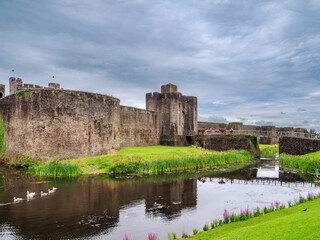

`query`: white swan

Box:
[48,189,55,194]
[13,197,23,202]
[41,191,48,197]
[26,191,36,198]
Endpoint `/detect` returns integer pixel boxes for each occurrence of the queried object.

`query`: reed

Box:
[30,159,82,176]
[107,148,252,175]
[279,152,320,174]
[259,144,278,157]
[67,146,253,175]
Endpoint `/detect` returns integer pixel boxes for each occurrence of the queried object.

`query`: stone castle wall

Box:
[0,80,199,160]
[146,84,197,146]
[0,89,121,160]
[279,137,320,155]
[120,106,159,147]
[9,77,61,95]
[189,135,260,158]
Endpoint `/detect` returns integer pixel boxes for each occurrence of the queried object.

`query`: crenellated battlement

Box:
[9,77,62,95]
[146,84,198,146]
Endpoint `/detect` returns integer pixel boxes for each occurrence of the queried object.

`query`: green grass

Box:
[279,151,320,174]
[30,159,82,176]
[186,197,320,240]
[65,146,253,175]
[259,144,278,158]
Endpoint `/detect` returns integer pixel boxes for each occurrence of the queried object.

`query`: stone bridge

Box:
[190,129,317,144]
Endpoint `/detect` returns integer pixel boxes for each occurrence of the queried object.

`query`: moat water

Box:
[0,155,319,240]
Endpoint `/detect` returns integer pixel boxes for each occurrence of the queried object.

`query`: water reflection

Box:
[0,156,319,240]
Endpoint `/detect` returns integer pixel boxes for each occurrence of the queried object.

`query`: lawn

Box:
[64,145,253,175]
[279,151,320,174]
[187,197,320,240]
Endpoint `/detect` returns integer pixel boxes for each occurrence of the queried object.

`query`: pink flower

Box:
[223,209,230,219]
[123,234,129,240]
[148,233,156,240]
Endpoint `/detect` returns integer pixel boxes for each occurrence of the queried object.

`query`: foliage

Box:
[168,232,177,240]
[203,224,209,231]
[16,155,39,168]
[185,192,320,240]
[66,146,253,175]
[279,152,320,174]
[244,134,258,147]
[192,229,199,235]
[259,144,278,157]
[23,88,32,96]
[30,159,82,176]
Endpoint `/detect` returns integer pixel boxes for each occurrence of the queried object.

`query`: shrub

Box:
[168,232,177,240]
[203,224,209,231]
[181,232,189,238]
[16,155,39,169]
[230,213,237,222]
[192,229,199,235]
[253,207,261,217]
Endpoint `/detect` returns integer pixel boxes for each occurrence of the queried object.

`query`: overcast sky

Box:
[0,0,319,131]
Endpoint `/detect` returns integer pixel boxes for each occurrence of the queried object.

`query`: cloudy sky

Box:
[0,0,319,131]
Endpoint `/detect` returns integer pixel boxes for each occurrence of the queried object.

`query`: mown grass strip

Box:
[187,195,320,240]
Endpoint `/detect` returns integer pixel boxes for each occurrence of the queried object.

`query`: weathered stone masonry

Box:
[146,83,197,146]
[0,81,197,160]
[0,89,121,160]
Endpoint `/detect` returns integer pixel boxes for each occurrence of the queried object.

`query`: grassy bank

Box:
[30,159,82,176]
[259,144,278,158]
[185,194,320,240]
[279,151,320,174]
[65,146,253,175]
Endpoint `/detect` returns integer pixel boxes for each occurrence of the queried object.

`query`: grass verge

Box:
[186,193,320,240]
[259,144,278,158]
[65,146,253,175]
[279,151,320,174]
[30,159,82,176]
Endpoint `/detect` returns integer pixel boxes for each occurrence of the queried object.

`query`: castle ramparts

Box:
[0,79,197,160]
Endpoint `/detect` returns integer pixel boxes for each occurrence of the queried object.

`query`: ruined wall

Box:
[279,137,320,155]
[146,84,197,146]
[120,106,159,147]
[0,84,4,99]
[9,77,61,95]
[0,89,120,160]
[189,135,260,158]
[187,135,260,157]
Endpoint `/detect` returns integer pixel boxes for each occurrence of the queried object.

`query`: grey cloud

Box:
[0,0,319,131]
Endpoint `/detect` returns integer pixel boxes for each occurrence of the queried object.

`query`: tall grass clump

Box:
[260,144,278,157]
[30,159,82,176]
[279,152,320,174]
[107,148,253,175]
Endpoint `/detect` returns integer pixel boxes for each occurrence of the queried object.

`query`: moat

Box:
[1,155,319,240]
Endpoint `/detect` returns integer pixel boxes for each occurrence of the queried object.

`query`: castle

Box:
[0,77,197,160]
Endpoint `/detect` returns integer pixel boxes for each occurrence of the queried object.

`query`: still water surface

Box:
[0,156,319,240]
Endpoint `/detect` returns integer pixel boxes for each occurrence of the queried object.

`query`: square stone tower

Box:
[146,83,197,146]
